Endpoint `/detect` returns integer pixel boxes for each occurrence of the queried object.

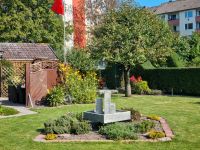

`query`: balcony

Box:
[196,16,200,22]
[168,19,179,26]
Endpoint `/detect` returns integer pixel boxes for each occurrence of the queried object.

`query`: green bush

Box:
[166,52,186,67]
[66,49,97,72]
[71,121,92,135]
[131,81,151,95]
[192,57,200,67]
[121,107,141,121]
[0,105,19,116]
[66,69,97,104]
[134,120,155,133]
[44,113,91,135]
[99,123,138,140]
[46,86,65,107]
[147,130,165,139]
[137,68,200,96]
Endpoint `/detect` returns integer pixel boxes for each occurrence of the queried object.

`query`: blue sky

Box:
[135,0,169,7]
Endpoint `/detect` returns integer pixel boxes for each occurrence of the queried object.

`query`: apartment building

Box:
[151,0,200,36]
[63,0,116,49]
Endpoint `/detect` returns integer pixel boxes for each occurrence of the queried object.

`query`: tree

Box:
[173,35,191,62]
[189,32,200,66]
[0,0,71,61]
[90,4,174,97]
[66,48,97,72]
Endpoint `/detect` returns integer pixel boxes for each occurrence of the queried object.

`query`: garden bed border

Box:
[34,117,174,143]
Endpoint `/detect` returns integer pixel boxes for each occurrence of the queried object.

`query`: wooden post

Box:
[25,64,30,107]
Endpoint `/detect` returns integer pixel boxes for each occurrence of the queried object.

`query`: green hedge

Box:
[101,63,200,96]
[137,68,200,96]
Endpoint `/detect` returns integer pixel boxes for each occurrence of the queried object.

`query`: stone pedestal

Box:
[83,90,131,124]
[95,98,103,114]
[104,91,111,114]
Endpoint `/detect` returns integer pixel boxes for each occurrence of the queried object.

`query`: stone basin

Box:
[83,110,131,124]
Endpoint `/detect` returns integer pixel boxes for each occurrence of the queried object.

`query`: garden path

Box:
[0,98,37,119]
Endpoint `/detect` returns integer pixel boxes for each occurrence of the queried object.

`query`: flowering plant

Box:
[130,75,151,95]
[58,63,97,104]
[130,75,142,83]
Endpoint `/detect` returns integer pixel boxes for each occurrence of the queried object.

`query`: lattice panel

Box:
[0,63,25,97]
[30,61,58,73]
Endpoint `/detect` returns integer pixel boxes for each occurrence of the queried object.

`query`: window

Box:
[197,11,200,16]
[173,26,178,32]
[185,23,193,30]
[185,11,193,18]
[168,14,177,20]
[160,15,165,20]
[197,22,200,29]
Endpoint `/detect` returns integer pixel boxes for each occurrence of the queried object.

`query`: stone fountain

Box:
[83,91,131,124]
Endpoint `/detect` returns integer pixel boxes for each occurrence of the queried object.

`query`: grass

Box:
[0,95,200,150]
[0,105,19,116]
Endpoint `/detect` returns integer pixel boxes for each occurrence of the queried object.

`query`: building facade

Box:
[63,0,116,49]
[151,0,200,36]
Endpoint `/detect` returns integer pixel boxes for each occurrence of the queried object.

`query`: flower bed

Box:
[34,112,174,142]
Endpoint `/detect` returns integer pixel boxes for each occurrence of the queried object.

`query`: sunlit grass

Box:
[0,95,200,150]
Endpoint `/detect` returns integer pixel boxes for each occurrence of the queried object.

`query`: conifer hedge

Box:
[136,68,200,96]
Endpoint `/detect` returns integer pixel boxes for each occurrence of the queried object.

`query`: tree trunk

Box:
[124,66,131,97]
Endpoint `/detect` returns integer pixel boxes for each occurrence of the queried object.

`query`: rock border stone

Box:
[34,117,174,143]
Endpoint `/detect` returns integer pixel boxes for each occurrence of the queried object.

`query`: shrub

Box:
[134,120,155,133]
[66,48,97,72]
[44,113,91,135]
[46,86,65,107]
[62,65,97,104]
[131,81,152,95]
[147,130,165,139]
[121,107,141,121]
[166,52,186,67]
[45,134,57,140]
[147,115,161,121]
[71,121,92,135]
[0,105,19,116]
[99,123,138,140]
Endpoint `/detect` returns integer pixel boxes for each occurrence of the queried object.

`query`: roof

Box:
[0,43,58,61]
[150,0,200,15]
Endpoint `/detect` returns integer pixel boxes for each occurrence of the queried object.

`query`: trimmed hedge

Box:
[137,68,200,96]
[102,63,200,96]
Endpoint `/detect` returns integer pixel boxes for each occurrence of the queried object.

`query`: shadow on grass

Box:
[36,128,45,134]
[193,102,200,105]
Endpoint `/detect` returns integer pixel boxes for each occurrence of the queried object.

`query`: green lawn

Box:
[0,95,200,150]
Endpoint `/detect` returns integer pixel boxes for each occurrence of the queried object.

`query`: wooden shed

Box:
[0,43,59,106]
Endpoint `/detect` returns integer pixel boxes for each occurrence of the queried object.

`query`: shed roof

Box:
[0,43,58,61]
[150,0,200,15]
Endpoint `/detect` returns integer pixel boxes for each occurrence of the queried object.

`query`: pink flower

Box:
[137,76,142,82]
[130,75,137,83]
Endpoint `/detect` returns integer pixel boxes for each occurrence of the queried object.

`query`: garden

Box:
[0,95,200,150]
[0,1,200,150]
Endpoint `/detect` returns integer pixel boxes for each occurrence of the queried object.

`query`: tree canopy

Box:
[0,0,69,60]
[90,4,174,96]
